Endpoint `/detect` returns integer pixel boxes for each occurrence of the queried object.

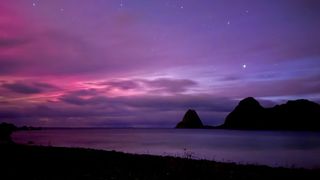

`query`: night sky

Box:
[1,0,320,127]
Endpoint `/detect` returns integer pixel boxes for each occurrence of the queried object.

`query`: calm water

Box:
[12,128,320,169]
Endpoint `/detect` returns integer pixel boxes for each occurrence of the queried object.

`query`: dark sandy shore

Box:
[1,144,319,180]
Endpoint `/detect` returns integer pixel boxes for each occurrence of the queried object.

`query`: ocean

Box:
[12,128,320,169]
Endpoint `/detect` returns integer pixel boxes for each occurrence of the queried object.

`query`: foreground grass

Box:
[0,144,319,180]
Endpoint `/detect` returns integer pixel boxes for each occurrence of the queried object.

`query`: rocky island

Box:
[176,97,320,131]
[175,109,204,128]
[221,97,320,130]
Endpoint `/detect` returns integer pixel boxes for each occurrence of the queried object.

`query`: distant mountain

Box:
[220,97,320,131]
[175,109,204,128]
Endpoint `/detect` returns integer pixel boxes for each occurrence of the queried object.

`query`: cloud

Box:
[101,80,141,90]
[65,89,100,97]
[112,95,236,112]
[1,81,58,94]
[2,82,42,94]
[59,94,109,106]
[59,87,236,113]
[33,82,58,89]
[213,74,320,99]
[95,78,198,94]
[2,77,319,127]
[0,38,30,48]
[0,58,26,74]
[142,78,198,93]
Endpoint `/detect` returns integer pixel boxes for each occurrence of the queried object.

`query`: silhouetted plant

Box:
[183,148,195,159]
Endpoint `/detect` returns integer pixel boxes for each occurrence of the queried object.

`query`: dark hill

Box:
[220,97,320,131]
[175,109,204,128]
[222,97,265,129]
[0,122,17,143]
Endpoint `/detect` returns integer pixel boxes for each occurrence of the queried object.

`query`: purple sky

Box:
[0,0,320,127]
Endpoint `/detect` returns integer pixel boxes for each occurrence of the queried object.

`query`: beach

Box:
[1,144,319,180]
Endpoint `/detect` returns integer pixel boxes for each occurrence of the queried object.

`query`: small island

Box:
[175,109,204,128]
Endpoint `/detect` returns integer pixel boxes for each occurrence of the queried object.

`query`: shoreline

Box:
[12,128,320,170]
[1,144,319,180]
[11,142,320,170]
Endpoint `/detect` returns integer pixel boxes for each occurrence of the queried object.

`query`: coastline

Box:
[1,144,319,180]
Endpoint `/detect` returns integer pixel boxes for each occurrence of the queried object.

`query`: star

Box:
[245,10,249,13]
[32,3,36,7]
[120,0,124,8]
[180,6,184,9]
[242,64,247,69]
[227,20,230,25]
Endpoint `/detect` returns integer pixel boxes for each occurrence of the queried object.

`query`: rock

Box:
[175,109,204,128]
[269,99,320,130]
[221,97,320,131]
[222,97,265,129]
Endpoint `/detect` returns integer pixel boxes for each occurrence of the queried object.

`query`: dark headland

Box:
[0,122,17,144]
[176,97,320,130]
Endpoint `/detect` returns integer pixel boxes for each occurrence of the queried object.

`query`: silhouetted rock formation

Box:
[176,109,204,128]
[0,122,17,144]
[221,97,320,130]
[222,97,265,129]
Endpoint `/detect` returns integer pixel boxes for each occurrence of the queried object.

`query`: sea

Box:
[12,128,320,169]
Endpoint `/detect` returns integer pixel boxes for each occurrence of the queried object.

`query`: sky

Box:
[0,0,320,127]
